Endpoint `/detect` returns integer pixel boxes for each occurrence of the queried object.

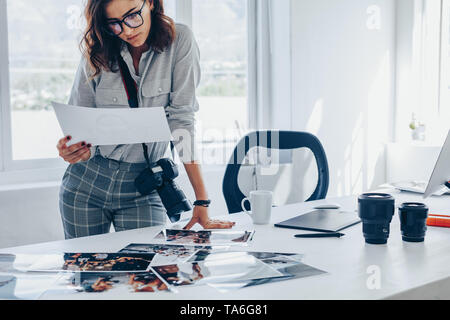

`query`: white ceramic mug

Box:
[241,190,273,225]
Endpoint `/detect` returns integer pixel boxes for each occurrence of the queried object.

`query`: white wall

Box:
[269,0,292,130]
[0,183,64,248]
[291,0,396,197]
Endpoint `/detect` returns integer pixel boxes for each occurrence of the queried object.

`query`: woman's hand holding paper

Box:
[57,136,92,164]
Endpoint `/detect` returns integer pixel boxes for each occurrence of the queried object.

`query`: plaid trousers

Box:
[59,155,167,239]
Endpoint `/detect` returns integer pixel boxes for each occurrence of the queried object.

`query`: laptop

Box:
[424,129,450,198]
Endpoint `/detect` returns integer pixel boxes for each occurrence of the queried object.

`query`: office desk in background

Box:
[1,190,450,300]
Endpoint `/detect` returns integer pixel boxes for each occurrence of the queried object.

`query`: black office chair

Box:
[222,130,329,214]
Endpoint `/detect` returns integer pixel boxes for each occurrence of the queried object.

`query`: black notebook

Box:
[274,210,361,233]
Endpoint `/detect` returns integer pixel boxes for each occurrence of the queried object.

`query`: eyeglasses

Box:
[105,0,147,36]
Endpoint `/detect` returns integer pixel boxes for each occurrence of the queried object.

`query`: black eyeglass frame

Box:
[104,0,147,36]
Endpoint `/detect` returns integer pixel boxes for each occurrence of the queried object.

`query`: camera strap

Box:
[117,55,175,167]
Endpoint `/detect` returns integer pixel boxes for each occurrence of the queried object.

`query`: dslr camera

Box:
[134,158,192,222]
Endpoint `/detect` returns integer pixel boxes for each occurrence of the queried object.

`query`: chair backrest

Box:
[222,130,329,214]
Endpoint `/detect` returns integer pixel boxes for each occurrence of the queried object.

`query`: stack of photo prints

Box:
[0,229,326,299]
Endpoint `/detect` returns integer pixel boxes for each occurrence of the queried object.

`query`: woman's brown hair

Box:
[81,0,175,79]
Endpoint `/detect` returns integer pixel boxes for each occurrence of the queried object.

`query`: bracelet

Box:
[193,200,211,207]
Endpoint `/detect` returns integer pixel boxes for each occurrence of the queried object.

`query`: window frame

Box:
[0,0,11,173]
[0,0,263,182]
[0,0,72,172]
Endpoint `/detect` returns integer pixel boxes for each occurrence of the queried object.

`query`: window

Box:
[0,0,253,176]
[396,0,449,145]
[192,0,249,165]
[6,0,84,163]
[439,0,450,136]
[164,0,176,18]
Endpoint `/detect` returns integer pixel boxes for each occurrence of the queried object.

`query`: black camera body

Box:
[135,158,192,223]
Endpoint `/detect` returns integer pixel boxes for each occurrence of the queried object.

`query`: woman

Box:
[57,0,235,239]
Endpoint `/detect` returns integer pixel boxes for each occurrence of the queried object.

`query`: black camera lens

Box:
[358,193,395,245]
[158,180,193,223]
[167,213,181,223]
[166,199,193,223]
[135,158,193,223]
[399,202,428,242]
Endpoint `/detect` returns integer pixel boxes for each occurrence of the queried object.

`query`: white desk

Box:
[2,190,450,300]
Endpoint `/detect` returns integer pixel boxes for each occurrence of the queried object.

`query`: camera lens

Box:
[158,180,192,223]
[358,193,395,245]
[167,213,181,223]
[399,202,428,242]
[166,199,193,223]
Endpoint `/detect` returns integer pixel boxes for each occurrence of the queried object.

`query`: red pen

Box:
[427,214,450,228]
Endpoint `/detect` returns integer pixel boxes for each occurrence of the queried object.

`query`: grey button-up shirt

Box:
[68,23,200,164]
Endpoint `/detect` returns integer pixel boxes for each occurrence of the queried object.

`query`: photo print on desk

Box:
[209,258,327,293]
[152,253,282,288]
[154,229,255,246]
[187,250,304,264]
[119,243,228,266]
[27,253,155,273]
[44,271,171,296]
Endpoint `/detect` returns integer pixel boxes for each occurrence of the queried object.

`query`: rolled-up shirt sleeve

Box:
[68,57,98,160]
[167,25,201,163]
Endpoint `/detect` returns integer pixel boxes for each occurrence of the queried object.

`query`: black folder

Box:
[274,210,361,233]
